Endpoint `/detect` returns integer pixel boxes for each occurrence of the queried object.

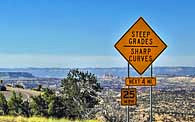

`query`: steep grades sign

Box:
[115,17,167,74]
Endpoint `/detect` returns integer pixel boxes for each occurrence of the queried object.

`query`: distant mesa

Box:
[0,72,35,78]
[0,67,194,78]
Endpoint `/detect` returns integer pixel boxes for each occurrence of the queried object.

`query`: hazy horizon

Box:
[0,65,194,69]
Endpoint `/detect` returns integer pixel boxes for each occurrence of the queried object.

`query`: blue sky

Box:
[0,0,195,68]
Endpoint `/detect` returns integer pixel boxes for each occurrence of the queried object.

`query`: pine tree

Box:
[30,95,48,117]
[8,92,23,115]
[48,96,67,118]
[0,93,8,115]
[61,69,102,119]
[21,100,30,117]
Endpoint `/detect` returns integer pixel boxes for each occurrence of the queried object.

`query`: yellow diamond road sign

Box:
[115,17,167,75]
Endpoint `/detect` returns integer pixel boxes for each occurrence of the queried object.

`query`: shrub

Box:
[0,86,6,91]
[0,93,8,115]
[15,84,24,89]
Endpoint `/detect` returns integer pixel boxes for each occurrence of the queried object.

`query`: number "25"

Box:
[124,90,135,98]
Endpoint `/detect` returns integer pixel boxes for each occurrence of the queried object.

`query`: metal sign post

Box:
[127,63,130,122]
[121,64,136,121]
[150,64,153,122]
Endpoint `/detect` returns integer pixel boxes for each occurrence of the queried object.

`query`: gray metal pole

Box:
[127,63,130,122]
[150,64,153,122]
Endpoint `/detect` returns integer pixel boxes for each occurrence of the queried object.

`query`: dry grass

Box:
[0,86,41,99]
[0,116,100,122]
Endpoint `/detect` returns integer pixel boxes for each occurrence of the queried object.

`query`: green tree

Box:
[30,95,48,117]
[48,95,67,118]
[8,92,23,115]
[3,69,102,119]
[42,88,55,102]
[0,93,8,115]
[37,84,42,91]
[30,88,55,116]
[21,100,30,117]
[61,69,102,119]
[0,80,3,84]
